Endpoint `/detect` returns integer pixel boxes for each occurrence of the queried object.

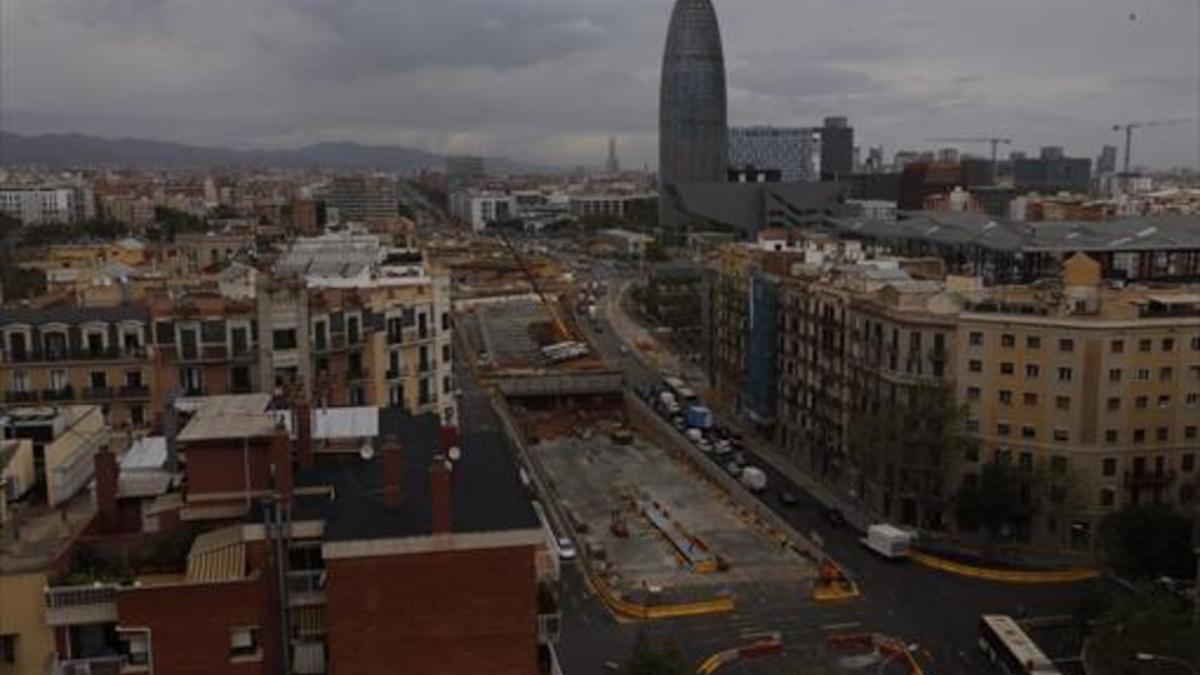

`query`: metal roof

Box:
[120,436,167,470]
[0,303,149,327]
[286,410,539,542]
[177,394,277,442]
[185,526,246,583]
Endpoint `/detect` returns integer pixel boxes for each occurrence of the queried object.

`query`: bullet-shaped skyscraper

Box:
[659,0,728,231]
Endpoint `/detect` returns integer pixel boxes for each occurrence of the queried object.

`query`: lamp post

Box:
[1135,653,1199,675]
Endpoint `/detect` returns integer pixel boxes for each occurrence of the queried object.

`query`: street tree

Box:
[1098,504,1197,581]
[625,631,689,675]
[1084,589,1200,675]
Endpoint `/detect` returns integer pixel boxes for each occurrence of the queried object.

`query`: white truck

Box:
[861,523,913,560]
[739,467,767,493]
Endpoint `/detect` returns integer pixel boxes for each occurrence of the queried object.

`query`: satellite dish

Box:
[359,442,375,461]
[448,446,462,462]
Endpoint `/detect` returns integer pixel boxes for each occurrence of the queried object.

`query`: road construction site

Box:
[512,400,817,607]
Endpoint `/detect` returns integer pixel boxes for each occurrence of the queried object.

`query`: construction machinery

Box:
[925,136,1013,176]
[1111,119,1192,174]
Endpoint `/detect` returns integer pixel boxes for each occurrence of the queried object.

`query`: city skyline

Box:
[1,0,1198,170]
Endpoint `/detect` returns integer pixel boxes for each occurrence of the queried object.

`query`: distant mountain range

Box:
[0,131,554,173]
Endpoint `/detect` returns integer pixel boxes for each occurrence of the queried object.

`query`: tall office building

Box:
[327,176,400,223]
[819,116,854,181]
[659,0,728,230]
[728,127,819,183]
[446,156,486,192]
[1097,145,1118,175]
[605,136,621,174]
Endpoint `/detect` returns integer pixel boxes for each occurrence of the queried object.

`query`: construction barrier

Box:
[590,572,736,621]
[812,560,861,602]
[696,634,784,674]
[910,551,1098,584]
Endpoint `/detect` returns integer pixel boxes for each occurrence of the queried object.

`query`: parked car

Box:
[822,507,848,529]
[696,439,714,453]
[732,452,748,467]
[714,442,734,457]
[555,537,577,561]
[778,490,798,507]
[724,462,743,477]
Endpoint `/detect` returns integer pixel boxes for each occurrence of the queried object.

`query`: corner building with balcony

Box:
[0,306,155,430]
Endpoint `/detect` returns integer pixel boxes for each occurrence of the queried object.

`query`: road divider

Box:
[910,551,1098,584]
[696,633,784,674]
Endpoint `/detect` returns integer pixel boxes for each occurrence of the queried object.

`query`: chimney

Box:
[439,426,459,453]
[383,438,403,507]
[431,457,452,534]
[296,399,314,470]
[94,446,119,533]
[271,425,293,502]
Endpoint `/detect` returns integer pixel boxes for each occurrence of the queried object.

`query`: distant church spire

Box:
[605,136,620,174]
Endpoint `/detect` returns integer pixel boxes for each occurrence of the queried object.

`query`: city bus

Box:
[978,615,1063,675]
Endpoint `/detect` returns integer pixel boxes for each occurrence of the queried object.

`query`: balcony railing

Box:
[44,584,119,627]
[1124,470,1176,489]
[4,390,39,403]
[117,385,150,400]
[50,655,126,675]
[2,346,146,364]
[43,386,76,401]
[82,387,114,401]
[537,613,561,644]
[287,570,326,607]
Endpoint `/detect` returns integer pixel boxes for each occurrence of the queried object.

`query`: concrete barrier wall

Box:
[624,392,828,566]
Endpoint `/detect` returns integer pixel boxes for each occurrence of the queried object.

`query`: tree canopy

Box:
[1083,589,1200,675]
[625,632,689,675]
[1098,504,1197,581]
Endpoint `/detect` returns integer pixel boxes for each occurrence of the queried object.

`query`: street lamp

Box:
[876,644,920,675]
[1135,653,1199,675]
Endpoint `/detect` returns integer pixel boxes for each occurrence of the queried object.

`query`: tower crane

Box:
[924,136,1013,176]
[1111,119,1192,174]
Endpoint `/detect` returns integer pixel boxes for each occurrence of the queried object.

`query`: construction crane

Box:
[925,137,1013,163]
[495,232,571,342]
[924,136,1013,176]
[1111,119,1192,174]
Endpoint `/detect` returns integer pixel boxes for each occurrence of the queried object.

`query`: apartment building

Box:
[955,254,1200,550]
[36,398,557,675]
[712,230,1199,550]
[1,235,456,429]
[0,306,156,430]
[775,261,960,529]
[0,184,91,226]
[270,236,456,424]
[1,406,108,675]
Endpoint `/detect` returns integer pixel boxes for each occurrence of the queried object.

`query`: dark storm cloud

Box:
[1,0,1197,167]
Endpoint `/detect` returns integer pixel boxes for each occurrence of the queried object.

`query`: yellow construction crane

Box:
[1111,119,1192,174]
[495,232,571,342]
[924,136,1013,176]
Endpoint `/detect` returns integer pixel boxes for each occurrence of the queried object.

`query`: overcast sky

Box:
[2,0,1198,170]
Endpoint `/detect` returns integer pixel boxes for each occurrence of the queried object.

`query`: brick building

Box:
[35,397,557,675]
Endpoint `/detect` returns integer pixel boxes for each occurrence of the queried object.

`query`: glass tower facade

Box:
[659,0,728,229]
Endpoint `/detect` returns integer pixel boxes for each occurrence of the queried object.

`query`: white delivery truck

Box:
[861,523,913,559]
[739,467,767,493]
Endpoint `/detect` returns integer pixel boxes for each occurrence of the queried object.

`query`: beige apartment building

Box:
[956,254,1200,550]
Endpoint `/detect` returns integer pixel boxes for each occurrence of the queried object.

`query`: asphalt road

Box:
[570,262,1097,675]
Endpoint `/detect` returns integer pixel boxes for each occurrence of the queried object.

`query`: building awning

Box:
[186,526,246,583]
